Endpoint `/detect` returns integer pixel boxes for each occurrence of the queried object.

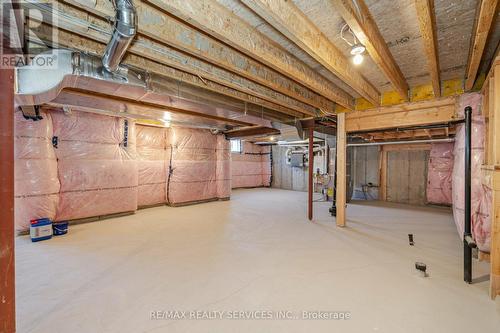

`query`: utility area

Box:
[1,0,500,332]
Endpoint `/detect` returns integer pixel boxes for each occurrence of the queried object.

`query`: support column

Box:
[488,60,500,299]
[336,113,346,227]
[308,126,314,221]
[0,68,16,332]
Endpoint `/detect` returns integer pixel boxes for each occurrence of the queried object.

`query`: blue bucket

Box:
[53,221,68,236]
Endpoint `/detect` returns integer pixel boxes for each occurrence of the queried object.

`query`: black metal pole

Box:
[464,106,474,284]
[329,136,338,217]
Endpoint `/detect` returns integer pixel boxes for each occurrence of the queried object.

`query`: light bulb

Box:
[353,53,363,65]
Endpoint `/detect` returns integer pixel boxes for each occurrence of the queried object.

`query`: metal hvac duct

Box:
[14,49,275,131]
[102,0,137,73]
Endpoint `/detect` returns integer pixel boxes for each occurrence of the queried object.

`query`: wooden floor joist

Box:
[144,0,355,110]
[330,0,409,101]
[465,0,499,90]
[414,0,441,98]
[241,0,380,106]
[28,19,306,121]
[59,0,337,114]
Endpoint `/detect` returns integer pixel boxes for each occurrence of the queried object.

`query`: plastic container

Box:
[53,221,68,236]
[30,218,53,242]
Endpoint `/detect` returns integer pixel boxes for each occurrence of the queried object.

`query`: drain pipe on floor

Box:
[464,106,477,283]
[102,0,137,73]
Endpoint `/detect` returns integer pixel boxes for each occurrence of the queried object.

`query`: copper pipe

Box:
[0,68,16,332]
[308,127,314,221]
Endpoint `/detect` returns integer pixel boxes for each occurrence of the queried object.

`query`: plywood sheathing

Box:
[434,0,479,81]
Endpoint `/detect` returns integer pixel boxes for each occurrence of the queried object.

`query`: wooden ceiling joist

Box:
[144,0,355,110]
[330,0,409,101]
[241,0,380,106]
[30,22,299,122]
[35,2,311,118]
[465,0,499,90]
[415,0,441,98]
[60,0,337,114]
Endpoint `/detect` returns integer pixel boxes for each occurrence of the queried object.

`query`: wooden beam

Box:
[0,68,15,333]
[30,2,314,117]
[465,0,499,90]
[224,126,280,139]
[346,97,459,132]
[482,57,500,299]
[145,0,355,110]
[59,0,337,113]
[241,0,380,106]
[330,0,409,100]
[336,112,347,227]
[28,20,305,120]
[415,0,441,97]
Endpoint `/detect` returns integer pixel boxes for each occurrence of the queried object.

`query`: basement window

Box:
[230,139,242,153]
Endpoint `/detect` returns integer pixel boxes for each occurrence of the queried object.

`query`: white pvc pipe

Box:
[347,138,454,147]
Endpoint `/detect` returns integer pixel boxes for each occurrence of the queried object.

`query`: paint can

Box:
[53,221,69,236]
[30,218,53,242]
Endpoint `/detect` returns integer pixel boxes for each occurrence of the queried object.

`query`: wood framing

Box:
[330,0,409,100]
[241,0,380,106]
[145,0,355,109]
[0,68,15,333]
[224,126,280,139]
[465,0,499,90]
[482,57,500,299]
[379,147,387,201]
[415,0,441,97]
[346,97,459,132]
[29,3,316,117]
[59,0,337,114]
[336,112,347,227]
[28,20,305,121]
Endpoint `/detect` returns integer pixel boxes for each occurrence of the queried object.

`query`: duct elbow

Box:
[102,0,137,73]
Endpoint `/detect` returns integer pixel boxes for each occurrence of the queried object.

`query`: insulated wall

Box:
[426,143,454,205]
[14,110,60,232]
[452,93,491,252]
[168,128,218,204]
[231,141,271,188]
[136,125,168,207]
[216,135,231,199]
[52,111,138,221]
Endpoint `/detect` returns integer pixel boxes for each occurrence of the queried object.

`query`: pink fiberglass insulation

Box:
[167,127,218,204]
[14,110,60,232]
[426,143,454,205]
[136,125,168,206]
[216,135,231,199]
[52,110,138,220]
[452,93,492,252]
[231,141,271,188]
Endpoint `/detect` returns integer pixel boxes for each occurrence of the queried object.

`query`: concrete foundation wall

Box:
[351,146,380,200]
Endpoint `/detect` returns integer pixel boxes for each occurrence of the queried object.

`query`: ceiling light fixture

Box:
[341,24,366,66]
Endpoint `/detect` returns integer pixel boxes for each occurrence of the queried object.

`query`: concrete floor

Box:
[16,188,500,332]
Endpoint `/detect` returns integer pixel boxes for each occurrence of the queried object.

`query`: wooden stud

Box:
[0,68,15,333]
[144,0,355,109]
[414,0,441,97]
[336,113,347,226]
[330,0,409,100]
[465,0,499,90]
